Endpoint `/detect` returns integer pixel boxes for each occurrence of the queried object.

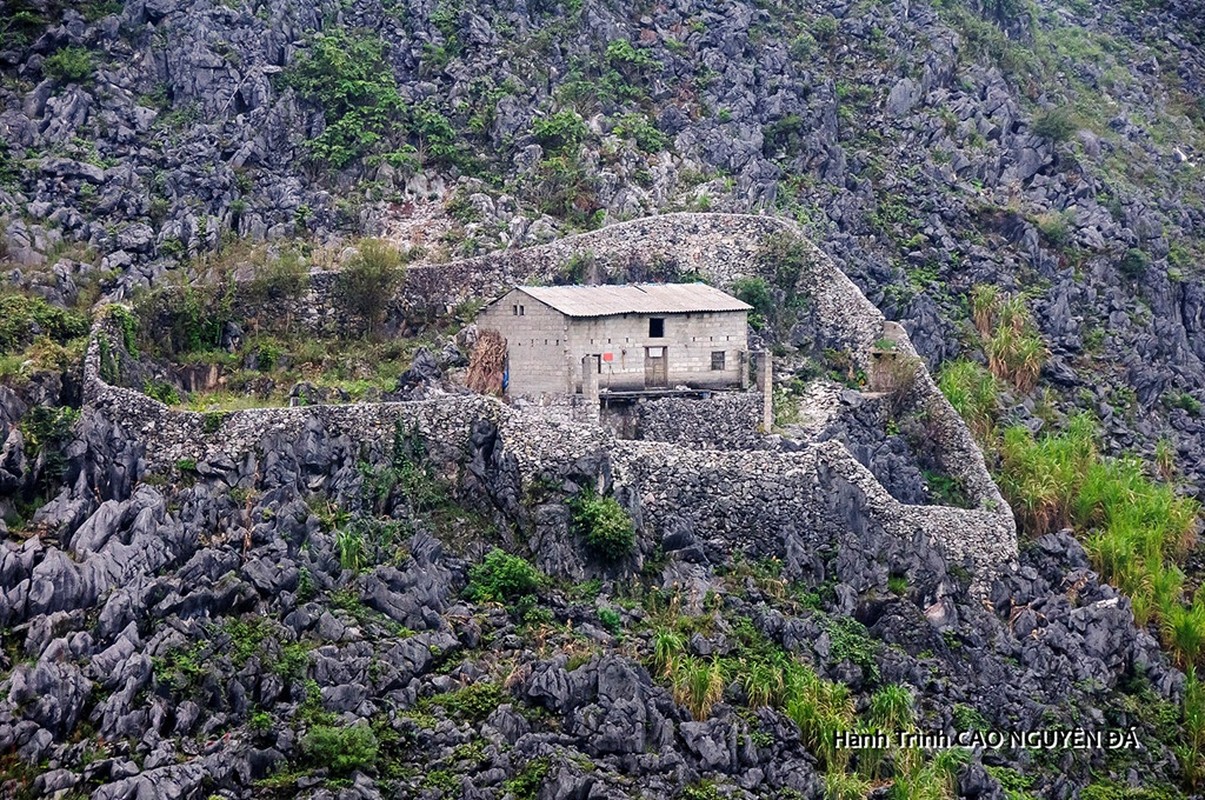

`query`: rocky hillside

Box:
[2,0,1205,797]
[1,0,1203,480]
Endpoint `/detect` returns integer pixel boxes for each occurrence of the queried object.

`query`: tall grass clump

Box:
[996,414,1202,662]
[672,656,726,719]
[782,661,855,771]
[937,360,1000,441]
[965,285,1047,392]
[1179,668,1205,791]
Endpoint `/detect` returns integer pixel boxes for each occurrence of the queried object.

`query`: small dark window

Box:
[519,305,525,316]
[512,304,518,315]
[711,351,725,370]
[649,317,665,338]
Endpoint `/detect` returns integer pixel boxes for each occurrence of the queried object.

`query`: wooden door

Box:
[644,346,667,388]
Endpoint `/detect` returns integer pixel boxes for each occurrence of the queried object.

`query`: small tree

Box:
[337,239,405,338]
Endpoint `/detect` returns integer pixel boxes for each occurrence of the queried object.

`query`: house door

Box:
[644,346,667,388]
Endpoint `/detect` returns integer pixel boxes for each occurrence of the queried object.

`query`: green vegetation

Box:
[755,233,813,333]
[301,724,379,775]
[0,292,90,355]
[937,359,999,441]
[18,405,80,503]
[336,240,407,337]
[1032,107,1078,142]
[285,30,405,168]
[569,489,636,561]
[731,276,773,331]
[42,46,93,83]
[421,682,505,722]
[465,549,543,604]
[612,112,668,152]
[966,286,1047,393]
[531,109,588,153]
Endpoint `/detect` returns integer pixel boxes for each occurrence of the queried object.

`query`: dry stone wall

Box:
[83,213,1017,582]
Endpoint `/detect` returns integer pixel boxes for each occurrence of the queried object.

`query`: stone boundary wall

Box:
[83,213,1017,577]
[629,394,765,450]
[611,439,1014,585]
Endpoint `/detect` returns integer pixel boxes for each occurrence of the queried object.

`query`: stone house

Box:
[476,283,752,395]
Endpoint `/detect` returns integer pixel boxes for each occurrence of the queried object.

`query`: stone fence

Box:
[81,213,1017,582]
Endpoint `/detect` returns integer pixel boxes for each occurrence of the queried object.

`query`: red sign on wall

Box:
[602,352,614,362]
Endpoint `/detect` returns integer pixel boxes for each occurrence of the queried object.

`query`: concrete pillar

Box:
[758,351,772,432]
[581,354,600,423]
[739,350,750,390]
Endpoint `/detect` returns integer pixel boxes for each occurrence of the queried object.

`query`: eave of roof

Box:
[513,283,752,318]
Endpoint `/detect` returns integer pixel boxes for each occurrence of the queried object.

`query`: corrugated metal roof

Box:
[516,283,751,318]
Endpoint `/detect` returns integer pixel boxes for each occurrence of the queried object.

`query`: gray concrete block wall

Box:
[479,289,573,395]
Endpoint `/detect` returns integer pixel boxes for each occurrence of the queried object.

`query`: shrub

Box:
[597,606,623,634]
[732,276,773,331]
[466,549,543,603]
[285,30,405,167]
[43,46,93,83]
[1032,107,1077,142]
[569,489,636,561]
[1119,248,1150,280]
[756,233,812,331]
[812,14,839,40]
[604,39,661,77]
[532,109,588,153]
[336,240,406,337]
[421,682,505,722]
[143,380,181,406]
[1035,210,1074,247]
[613,112,668,152]
[301,724,378,775]
[250,248,308,300]
[19,406,80,494]
[0,293,90,355]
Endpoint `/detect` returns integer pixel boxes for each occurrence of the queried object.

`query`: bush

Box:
[143,379,181,406]
[19,406,80,494]
[570,489,635,561]
[613,113,667,152]
[421,682,504,722]
[336,240,406,337]
[466,549,543,603]
[1035,210,1073,247]
[285,30,405,167]
[43,46,93,83]
[1119,248,1150,280]
[1032,107,1077,142]
[732,276,773,331]
[301,724,378,775]
[0,293,90,355]
[532,109,588,153]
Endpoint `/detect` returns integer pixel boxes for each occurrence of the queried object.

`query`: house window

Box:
[519,305,525,316]
[711,351,725,370]
[512,304,519,315]
[649,317,665,338]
